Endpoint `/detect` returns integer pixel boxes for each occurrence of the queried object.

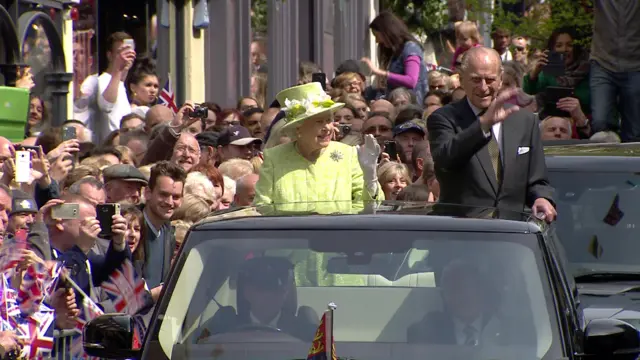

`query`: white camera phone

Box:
[123,39,135,50]
[14,151,30,183]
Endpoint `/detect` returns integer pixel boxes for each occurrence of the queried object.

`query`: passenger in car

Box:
[407,259,514,346]
[201,257,318,341]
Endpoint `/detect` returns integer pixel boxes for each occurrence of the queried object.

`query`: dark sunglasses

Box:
[512,46,526,52]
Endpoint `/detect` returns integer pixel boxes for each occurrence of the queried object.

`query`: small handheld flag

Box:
[307,303,337,360]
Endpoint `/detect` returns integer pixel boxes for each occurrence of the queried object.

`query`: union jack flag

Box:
[0,273,19,324]
[69,295,104,359]
[101,259,150,315]
[158,75,178,114]
[17,261,61,316]
[13,305,55,359]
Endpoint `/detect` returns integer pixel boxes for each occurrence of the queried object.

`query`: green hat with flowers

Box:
[276,83,344,133]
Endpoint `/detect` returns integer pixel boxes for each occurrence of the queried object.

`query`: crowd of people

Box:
[0,1,634,356]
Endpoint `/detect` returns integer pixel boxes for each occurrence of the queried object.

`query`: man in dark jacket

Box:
[46,194,130,305]
[427,47,556,220]
[141,161,186,288]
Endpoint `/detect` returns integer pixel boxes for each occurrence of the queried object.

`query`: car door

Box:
[538,228,582,357]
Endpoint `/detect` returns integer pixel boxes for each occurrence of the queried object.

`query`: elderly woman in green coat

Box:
[255,82,382,212]
[255,82,382,286]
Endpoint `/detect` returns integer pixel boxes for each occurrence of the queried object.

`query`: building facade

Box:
[0,0,378,128]
[0,0,73,126]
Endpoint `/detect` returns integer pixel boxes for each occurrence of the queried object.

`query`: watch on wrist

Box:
[576,117,590,129]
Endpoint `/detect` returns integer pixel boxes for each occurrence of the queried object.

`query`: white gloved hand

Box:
[356,135,381,196]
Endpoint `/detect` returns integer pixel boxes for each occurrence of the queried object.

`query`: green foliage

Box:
[251,0,268,37]
[381,0,593,49]
[471,0,594,49]
[380,0,449,36]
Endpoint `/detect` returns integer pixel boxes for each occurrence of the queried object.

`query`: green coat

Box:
[522,72,591,116]
[254,141,379,212]
[255,141,380,286]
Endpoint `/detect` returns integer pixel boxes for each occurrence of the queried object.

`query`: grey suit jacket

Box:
[427,98,554,213]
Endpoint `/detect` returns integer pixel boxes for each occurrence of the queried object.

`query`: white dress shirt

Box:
[499,50,513,62]
[454,316,483,345]
[467,99,502,153]
[250,311,281,328]
[453,315,502,346]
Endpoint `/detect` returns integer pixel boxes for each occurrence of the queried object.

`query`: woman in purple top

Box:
[361,11,429,104]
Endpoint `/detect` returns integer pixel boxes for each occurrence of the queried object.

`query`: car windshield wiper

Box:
[575,272,640,283]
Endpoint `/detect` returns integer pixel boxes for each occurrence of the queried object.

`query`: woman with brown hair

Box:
[361,11,428,104]
[125,57,159,109]
[26,95,50,138]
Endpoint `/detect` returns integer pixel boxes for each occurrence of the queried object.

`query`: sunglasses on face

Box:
[513,46,526,52]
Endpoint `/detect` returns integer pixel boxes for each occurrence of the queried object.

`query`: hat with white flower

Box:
[276,82,344,133]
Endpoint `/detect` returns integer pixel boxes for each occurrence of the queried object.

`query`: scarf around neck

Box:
[555,53,590,88]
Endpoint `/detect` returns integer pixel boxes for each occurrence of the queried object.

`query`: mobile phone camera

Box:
[189,105,209,119]
[338,124,352,136]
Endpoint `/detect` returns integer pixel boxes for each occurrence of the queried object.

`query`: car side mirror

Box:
[581,318,640,358]
[83,314,141,359]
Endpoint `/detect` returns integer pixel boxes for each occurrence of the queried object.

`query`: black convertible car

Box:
[83,203,640,360]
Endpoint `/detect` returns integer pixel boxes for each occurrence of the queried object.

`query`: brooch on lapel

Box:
[329,150,343,162]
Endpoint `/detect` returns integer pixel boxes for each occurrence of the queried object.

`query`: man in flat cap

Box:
[7,189,37,235]
[102,164,148,205]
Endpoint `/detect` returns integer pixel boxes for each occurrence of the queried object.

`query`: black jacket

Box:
[427,98,554,212]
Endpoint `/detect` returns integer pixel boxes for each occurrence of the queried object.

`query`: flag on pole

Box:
[13,304,55,359]
[100,258,153,347]
[69,294,104,360]
[307,303,338,360]
[17,261,62,316]
[0,273,19,324]
[100,259,150,315]
[158,75,178,114]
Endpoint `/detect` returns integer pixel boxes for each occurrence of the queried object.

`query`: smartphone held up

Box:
[97,203,121,237]
[14,150,30,183]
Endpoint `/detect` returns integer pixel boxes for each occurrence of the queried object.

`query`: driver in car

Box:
[201,256,318,341]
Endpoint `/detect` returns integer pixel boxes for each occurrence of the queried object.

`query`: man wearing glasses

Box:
[511,36,529,66]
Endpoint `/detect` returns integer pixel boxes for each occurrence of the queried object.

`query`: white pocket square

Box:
[517,146,530,155]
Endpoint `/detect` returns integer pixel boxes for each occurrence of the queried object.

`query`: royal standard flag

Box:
[307,307,337,360]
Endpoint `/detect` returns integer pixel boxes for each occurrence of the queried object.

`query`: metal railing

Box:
[52,329,79,360]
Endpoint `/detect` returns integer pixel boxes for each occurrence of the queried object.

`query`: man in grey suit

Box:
[427,47,556,221]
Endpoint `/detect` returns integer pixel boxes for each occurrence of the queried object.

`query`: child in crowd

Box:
[451,21,482,70]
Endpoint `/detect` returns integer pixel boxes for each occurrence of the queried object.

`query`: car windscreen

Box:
[149,230,558,360]
[549,170,640,274]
